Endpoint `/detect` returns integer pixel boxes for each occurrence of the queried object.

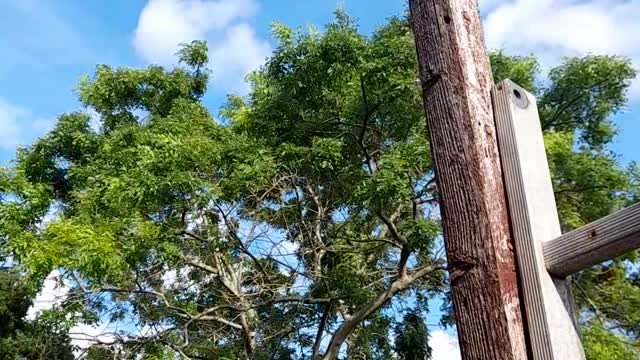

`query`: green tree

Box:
[0,12,638,360]
[582,320,638,360]
[0,269,75,360]
[394,312,431,360]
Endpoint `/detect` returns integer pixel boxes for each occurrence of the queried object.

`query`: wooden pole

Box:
[409,1,528,359]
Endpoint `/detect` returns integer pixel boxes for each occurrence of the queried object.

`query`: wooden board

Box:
[545,202,640,277]
[493,80,585,360]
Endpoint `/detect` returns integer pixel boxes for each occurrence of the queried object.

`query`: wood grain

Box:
[493,80,585,360]
[545,202,640,277]
[409,1,527,359]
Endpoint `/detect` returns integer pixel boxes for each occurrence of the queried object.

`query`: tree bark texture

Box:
[409,1,528,359]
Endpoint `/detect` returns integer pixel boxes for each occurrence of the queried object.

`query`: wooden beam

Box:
[409,2,528,359]
[545,202,640,277]
[493,80,585,360]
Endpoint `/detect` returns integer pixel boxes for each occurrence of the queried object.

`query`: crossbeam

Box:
[544,202,640,277]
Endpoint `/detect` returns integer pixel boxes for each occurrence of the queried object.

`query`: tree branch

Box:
[312,303,331,359]
[376,207,408,245]
[542,77,613,130]
[320,265,445,360]
[215,204,268,276]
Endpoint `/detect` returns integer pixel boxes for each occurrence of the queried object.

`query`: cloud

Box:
[430,330,461,360]
[0,98,54,151]
[69,321,118,352]
[27,270,70,320]
[161,266,199,291]
[208,23,272,92]
[483,0,640,98]
[68,313,172,354]
[133,0,271,93]
[26,270,115,352]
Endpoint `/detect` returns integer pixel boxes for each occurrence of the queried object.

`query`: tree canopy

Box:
[0,11,638,360]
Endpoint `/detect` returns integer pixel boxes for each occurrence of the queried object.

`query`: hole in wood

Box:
[589,230,597,239]
[509,85,529,108]
[513,89,522,100]
[444,15,451,24]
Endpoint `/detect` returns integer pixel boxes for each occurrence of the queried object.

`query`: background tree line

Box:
[0,10,638,360]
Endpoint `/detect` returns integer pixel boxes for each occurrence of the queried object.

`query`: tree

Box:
[394,312,431,360]
[0,269,75,360]
[581,320,638,360]
[0,11,637,359]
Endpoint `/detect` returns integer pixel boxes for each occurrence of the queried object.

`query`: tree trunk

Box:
[408,1,528,359]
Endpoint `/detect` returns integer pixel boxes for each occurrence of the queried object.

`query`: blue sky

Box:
[1,0,639,165]
[2,0,639,358]
[0,0,408,163]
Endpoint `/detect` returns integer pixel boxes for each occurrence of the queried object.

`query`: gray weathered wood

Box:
[409,1,528,359]
[493,80,585,360]
[545,202,640,277]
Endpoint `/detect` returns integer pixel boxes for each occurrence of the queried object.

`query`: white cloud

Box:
[86,107,103,132]
[430,330,461,360]
[208,23,272,92]
[27,270,70,320]
[26,270,117,353]
[133,0,257,64]
[69,321,118,352]
[162,269,179,288]
[133,0,271,93]
[483,0,640,98]
[69,316,172,355]
[0,98,53,151]
[161,266,198,291]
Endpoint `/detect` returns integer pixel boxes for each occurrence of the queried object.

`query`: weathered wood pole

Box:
[409,1,528,359]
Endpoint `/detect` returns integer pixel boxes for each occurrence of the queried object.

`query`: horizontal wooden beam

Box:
[544,202,640,277]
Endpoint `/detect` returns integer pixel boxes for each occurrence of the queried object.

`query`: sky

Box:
[2,0,640,358]
[1,0,639,163]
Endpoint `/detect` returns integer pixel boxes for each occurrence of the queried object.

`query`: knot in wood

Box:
[420,72,441,93]
[448,256,477,285]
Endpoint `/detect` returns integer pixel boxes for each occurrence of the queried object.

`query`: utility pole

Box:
[408,1,528,359]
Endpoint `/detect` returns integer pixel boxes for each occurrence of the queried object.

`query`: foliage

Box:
[394,312,431,360]
[489,51,539,93]
[0,269,75,360]
[582,320,638,360]
[0,269,33,337]
[0,11,638,360]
